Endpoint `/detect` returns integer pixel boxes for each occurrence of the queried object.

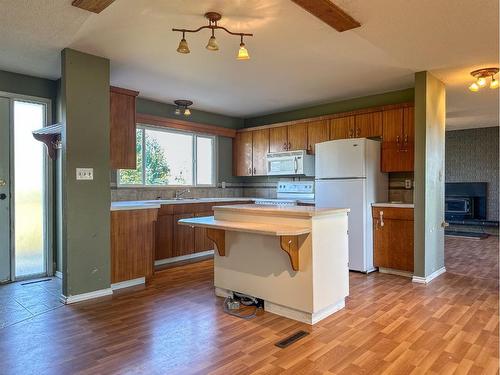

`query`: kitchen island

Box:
[179,204,350,324]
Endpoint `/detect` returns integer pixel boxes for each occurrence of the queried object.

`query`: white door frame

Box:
[0,91,53,281]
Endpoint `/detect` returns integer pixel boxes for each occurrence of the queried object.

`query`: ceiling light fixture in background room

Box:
[174,100,193,116]
[173,12,253,60]
[468,67,499,92]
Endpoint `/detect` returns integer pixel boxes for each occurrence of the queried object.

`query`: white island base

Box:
[179,204,350,325]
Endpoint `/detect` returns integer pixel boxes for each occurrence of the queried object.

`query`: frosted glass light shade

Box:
[237,43,250,60]
[177,38,190,54]
[206,36,219,51]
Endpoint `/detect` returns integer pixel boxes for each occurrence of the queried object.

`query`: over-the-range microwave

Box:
[266,150,315,176]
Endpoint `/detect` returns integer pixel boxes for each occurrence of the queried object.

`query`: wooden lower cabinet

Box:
[155,201,251,261]
[155,214,173,260]
[111,208,157,283]
[173,213,195,257]
[195,211,214,252]
[372,207,414,272]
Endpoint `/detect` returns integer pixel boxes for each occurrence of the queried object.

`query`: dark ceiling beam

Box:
[72,0,115,14]
[290,0,361,32]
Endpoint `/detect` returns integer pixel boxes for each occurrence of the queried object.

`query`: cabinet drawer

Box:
[372,207,413,221]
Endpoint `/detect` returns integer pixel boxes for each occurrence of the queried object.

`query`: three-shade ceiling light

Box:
[468,67,499,92]
[174,100,193,116]
[173,12,253,60]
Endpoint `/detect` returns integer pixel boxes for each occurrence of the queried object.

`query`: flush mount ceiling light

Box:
[468,67,499,92]
[174,100,193,116]
[173,12,253,60]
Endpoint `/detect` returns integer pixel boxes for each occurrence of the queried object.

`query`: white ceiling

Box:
[0,0,498,129]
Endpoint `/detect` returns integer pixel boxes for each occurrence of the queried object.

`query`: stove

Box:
[254,181,315,206]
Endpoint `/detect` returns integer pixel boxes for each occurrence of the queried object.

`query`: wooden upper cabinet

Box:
[403,107,415,144]
[252,129,270,176]
[233,131,253,176]
[382,108,404,143]
[306,120,329,154]
[110,86,139,169]
[355,112,383,138]
[381,107,414,172]
[269,126,288,153]
[330,116,354,140]
[287,123,308,151]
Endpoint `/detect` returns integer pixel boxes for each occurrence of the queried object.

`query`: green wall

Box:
[137,98,244,129]
[413,71,446,279]
[60,49,111,297]
[0,69,57,116]
[244,88,415,127]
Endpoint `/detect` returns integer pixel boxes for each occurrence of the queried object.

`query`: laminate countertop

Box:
[213,204,349,218]
[372,203,414,209]
[110,198,254,211]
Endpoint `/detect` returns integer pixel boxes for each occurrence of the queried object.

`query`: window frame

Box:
[117,123,217,188]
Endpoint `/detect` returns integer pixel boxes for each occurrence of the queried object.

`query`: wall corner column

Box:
[413,71,446,282]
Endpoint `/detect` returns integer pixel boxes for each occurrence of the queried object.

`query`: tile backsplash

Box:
[388,172,414,203]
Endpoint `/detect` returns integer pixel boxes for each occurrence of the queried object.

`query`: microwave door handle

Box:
[294,157,298,173]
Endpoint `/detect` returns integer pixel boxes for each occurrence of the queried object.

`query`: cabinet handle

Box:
[349,129,353,138]
[288,142,292,150]
[283,142,288,151]
[357,128,360,137]
[253,167,256,174]
[379,211,384,227]
[248,167,252,175]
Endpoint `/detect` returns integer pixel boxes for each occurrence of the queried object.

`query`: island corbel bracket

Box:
[207,228,225,256]
[280,236,300,271]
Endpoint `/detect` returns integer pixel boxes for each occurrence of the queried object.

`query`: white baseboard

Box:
[155,250,214,266]
[379,267,413,278]
[412,267,446,284]
[55,271,63,279]
[60,288,113,304]
[215,287,345,325]
[265,299,345,325]
[111,277,145,291]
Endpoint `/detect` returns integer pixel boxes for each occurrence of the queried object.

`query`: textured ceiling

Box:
[0,0,497,129]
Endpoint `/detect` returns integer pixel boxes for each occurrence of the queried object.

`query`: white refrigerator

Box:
[315,138,388,272]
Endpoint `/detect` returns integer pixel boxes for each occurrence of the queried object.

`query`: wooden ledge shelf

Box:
[178,216,310,271]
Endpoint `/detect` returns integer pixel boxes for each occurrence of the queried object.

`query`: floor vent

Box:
[275,330,309,348]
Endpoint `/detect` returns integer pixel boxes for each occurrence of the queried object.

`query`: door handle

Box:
[0,179,5,186]
[441,221,450,228]
[0,193,6,200]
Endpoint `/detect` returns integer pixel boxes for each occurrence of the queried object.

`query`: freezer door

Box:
[315,138,366,179]
[315,179,367,272]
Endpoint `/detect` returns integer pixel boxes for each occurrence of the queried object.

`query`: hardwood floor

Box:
[0,237,498,374]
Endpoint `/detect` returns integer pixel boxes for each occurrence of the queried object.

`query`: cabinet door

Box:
[330,116,354,140]
[233,132,253,176]
[252,129,269,175]
[155,214,173,260]
[110,88,138,169]
[399,106,414,171]
[173,213,194,257]
[269,126,288,153]
[287,123,308,151]
[194,211,214,253]
[382,108,404,143]
[306,120,329,154]
[373,217,414,272]
[354,112,383,138]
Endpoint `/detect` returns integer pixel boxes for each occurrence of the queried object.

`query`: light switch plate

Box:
[405,179,412,189]
[76,168,94,180]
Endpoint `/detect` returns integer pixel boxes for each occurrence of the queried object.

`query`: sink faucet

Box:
[175,189,190,199]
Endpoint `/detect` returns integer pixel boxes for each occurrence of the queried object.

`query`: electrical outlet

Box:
[76,168,94,180]
[405,179,412,189]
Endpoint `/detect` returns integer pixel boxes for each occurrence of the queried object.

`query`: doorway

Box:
[0,94,51,283]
